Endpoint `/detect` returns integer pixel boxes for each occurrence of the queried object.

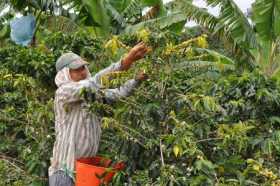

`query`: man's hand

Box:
[121,42,149,71]
[135,71,148,82]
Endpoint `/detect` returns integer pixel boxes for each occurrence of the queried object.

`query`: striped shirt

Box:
[48,61,138,179]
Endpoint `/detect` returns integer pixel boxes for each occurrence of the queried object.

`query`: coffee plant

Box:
[1,28,280,186]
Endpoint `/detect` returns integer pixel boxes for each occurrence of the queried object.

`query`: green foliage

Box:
[1,28,280,186]
[0,68,53,185]
[81,33,280,185]
[0,46,55,87]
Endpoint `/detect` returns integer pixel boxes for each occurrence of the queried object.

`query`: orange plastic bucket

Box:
[75,156,125,186]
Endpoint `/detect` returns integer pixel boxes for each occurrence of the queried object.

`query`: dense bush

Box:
[97,49,280,185]
[1,29,280,186]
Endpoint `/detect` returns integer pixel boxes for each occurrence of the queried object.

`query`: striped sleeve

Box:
[56,80,93,104]
[102,79,139,101]
[92,60,122,86]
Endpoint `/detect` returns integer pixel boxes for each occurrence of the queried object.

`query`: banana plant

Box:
[1,0,62,43]
[251,0,280,77]
[59,0,166,37]
[7,0,60,14]
[124,0,194,33]
[173,0,280,78]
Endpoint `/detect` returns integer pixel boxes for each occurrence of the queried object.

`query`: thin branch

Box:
[0,155,48,181]
[0,154,24,166]
[196,137,223,143]
[159,139,165,166]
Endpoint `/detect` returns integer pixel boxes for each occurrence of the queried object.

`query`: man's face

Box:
[69,65,88,82]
